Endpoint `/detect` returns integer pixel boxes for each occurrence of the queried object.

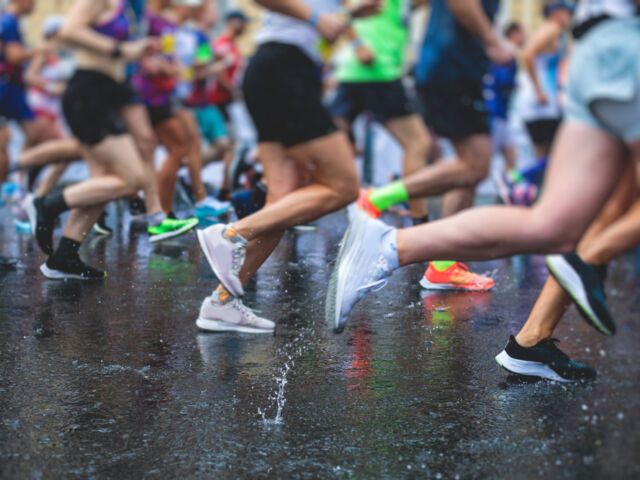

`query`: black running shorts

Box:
[146,103,174,127]
[242,42,336,147]
[62,70,137,146]
[418,80,489,140]
[525,118,562,145]
[329,80,416,124]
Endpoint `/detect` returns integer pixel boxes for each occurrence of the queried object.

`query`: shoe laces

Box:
[540,338,569,361]
[231,243,245,275]
[232,299,260,321]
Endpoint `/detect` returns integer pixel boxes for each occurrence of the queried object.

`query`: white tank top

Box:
[516,36,566,121]
[574,0,637,26]
[255,0,341,64]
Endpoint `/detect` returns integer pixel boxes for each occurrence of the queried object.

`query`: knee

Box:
[136,132,157,160]
[125,168,147,194]
[528,210,581,253]
[406,135,431,165]
[333,174,360,206]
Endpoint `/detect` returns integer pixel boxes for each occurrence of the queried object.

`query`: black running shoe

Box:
[40,256,106,280]
[93,211,113,235]
[129,197,147,217]
[0,256,17,270]
[24,195,55,255]
[547,253,614,335]
[495,335,596,382]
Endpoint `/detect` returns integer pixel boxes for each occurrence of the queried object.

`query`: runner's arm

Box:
[446,0,513,64]
[23,47,48,90]
[446,0,498,45]
[58,0,119,55]
[522,22,561,104]
[59,0,153,61]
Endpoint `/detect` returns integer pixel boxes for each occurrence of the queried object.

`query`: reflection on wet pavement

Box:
[1,206,639,478]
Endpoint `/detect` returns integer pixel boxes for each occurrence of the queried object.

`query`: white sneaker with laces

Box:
[326,211,398,333]
[196,294,275,333]
[197,224,246,297]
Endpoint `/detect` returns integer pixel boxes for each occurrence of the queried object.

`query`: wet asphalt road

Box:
[1,202,639,479]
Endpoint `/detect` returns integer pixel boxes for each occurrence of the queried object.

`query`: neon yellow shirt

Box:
[335,0,410,82]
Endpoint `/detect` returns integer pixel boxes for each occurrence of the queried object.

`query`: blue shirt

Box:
[483,60,517,119]
[416,0,499,85]
[0,12,25,84]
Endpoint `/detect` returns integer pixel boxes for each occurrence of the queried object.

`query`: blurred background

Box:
[22,0,550,48]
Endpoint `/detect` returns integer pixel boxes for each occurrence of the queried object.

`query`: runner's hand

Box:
[121,38,158,61]
[349,0,382,18]
[485,38,515,65]
[316,13,348,44]
[536,89,549,105]
[355,44,375,65]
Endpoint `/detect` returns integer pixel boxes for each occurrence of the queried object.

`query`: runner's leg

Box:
[231,132,359,241]
[384,114,431,222]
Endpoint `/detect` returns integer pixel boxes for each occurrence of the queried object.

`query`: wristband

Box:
[111,42,122,59]
[307,9,320,28]
[351,38,364,49]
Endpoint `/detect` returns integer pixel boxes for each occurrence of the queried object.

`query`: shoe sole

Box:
[293,224,317,232]
[93,225,113,236]
[149,220,199,243]
[419,277,494,291]
[326,211,367,333]
[546,254,614,335]
[40,263,105,281]
[195,206,231,219]
[196,228,244,297]
[196,317,273,334]
[495,350,573,383]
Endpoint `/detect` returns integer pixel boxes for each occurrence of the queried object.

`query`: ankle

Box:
[515,328,551,348]
[50,236,82,263]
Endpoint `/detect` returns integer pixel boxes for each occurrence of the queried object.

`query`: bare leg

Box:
[400,134,491,201]
[154,116,190,213]
[61,136,145,208]
[384,114,431,220]
[502,144,517,172]
[441,135,492,217]
[18,138,82,169]
[237,143,303,285]
[515,162,637,346]
[396,123,628,265]
[59,159,108,243]
[20,117,59,149]
[0,125,10,184]
[232,132,359,241]
[120,103,162,215]
[175,109,208,203]
[35,162,71,197]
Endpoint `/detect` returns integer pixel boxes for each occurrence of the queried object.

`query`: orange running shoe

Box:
[419,262,494,291]
[356,188,382,219]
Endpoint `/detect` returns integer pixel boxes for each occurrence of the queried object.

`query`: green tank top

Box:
[335,0,410,83]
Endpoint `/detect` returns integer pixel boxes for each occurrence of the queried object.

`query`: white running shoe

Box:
[196,294,274,333]
[325,211,398,333]
[197,224,247,297]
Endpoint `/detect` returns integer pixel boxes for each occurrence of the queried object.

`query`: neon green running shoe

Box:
[148,217,199,243]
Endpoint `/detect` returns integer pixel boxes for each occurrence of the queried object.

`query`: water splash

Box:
[258,359,294,426]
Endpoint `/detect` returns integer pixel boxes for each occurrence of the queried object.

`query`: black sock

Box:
[51,237,81,263]
[412,215,430,226]
[41,191,69,217]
